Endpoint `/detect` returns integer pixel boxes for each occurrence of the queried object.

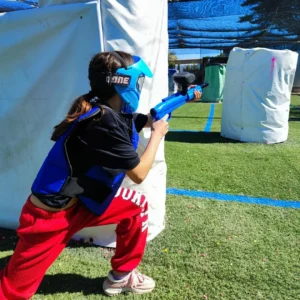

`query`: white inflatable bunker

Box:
[221,47,298,143]
[0,0,168,247]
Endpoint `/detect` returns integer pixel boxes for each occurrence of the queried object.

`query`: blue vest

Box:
[31,106,139,215]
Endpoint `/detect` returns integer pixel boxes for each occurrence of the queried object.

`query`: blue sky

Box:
[171,48,222,60]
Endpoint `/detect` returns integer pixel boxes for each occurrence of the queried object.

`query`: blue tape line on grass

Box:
[166,188,300,209]
[204,104,215,132]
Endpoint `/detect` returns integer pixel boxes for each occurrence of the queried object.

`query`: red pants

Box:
[0,187,148,300]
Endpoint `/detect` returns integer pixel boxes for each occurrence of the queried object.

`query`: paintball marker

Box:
[150,72,209,120]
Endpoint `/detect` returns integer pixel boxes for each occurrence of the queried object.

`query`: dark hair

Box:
[51,51,133,141]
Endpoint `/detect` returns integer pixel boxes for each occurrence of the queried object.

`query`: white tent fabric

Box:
[221,47,298,143]
[0,1,102,227]
[0,0,168,247]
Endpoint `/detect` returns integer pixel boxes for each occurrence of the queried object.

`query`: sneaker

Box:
[102,269,155,296]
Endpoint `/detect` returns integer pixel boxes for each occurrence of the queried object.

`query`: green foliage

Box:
[168,51,178,68]
[183,64,200,72]
[216,52,228,57]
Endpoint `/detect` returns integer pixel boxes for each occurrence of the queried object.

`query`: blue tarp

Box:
[168,0,299,50]
[169,0,251,19]
[0,0,35,12]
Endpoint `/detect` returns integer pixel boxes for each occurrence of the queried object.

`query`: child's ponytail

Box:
[51,93,93,141]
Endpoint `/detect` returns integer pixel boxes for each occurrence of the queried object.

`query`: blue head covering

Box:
[112,55,153,113]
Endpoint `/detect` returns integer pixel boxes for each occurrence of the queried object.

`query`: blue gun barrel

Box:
[150,83,208,120]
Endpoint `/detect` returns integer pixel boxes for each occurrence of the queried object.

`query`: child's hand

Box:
[194,89,202,100]
[151,115,169,138]
[189,85,202,102]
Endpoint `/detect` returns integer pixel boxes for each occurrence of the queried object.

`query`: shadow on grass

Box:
[0,228,18,252]
[0,255,107,296]
[0,228,109,296]
[165,131,242,144]
[0,255,11,270]
[171,116,221,120]
[37,273,107,296]
[289,107,300,122]
[186,100,218,104]
[0,228,114,252]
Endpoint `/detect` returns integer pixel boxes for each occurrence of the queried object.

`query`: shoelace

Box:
[130,269,146,288]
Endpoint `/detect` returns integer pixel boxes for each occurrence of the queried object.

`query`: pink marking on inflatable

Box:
[271,57,276,77]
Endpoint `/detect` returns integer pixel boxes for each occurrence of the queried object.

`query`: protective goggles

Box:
[106,55,153,91]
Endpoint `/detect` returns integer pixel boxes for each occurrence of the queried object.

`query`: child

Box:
[0,51,169,299]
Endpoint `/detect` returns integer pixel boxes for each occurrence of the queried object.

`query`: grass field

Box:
[1,96,300,299]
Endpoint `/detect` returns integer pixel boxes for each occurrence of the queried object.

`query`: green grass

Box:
[1,95,300,299]
[166,95,300,201]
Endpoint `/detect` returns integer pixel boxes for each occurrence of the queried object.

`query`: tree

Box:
[240,0,300,36]
[216,53,228,57]
[168,51,178,68]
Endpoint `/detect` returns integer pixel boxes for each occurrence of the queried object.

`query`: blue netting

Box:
[0,0,35,12]
[0,0,37,12]
[170,42,238,49]
[178,16,258,31]
[169,29,262,39]
[169,0,251,19]
[182,38,245,44]
[168,0,299,50]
